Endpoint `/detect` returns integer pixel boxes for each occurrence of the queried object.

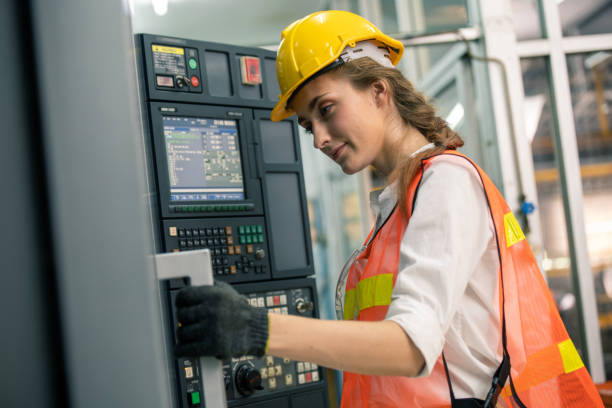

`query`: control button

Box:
[169,227,177,237]
[176,76,187,88]
[188,58,198,69]
[190,391,201,405]
[255,249,265,260]
[213,238,220,246]
[260,368,268,380]
[312,370,319,382]
[283,357,291,364]
[178,228,186,237]
[305,373,312,383]
[257,297,265,307]
[281,307,288,314]
[304,362,311,371]
[246,244,254,254]
[275,365,282,376]
[266,356,275,366]
[311,363,318,370]
[223,267,229,275]
[238,226,245,234]
[220,237,227,245]
[228,246,235,255]
[249,298,258,307]
[298,373,305,384]
[297,362,304,372]
[266,296,274,307]
[227,236,234,245]
[248,260,255,268]
[221,247,228,255]
[285,374,293,386]
[179,240,187,248]
[206,228,213,236]
[190,76,200,87]
[256,225,263,233]
[235,246,242,255]
[280,295,287,305]
[199,228,206,236]
[185,366,194,379]
[239,236,246,244]
[225,226,232,235]
[268,377,277,390]
[235,364,263,397]
[274,296,280,306]
[255,266,262,274]
[245,226,251,234]
[187,240,193,247]
[185,230,192,237]
[230,265,237,274]
[192,228,199,237]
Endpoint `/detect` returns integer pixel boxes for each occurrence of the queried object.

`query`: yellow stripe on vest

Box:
[558,339,584,374]
[504,212,525,247]
[344,274,394,320]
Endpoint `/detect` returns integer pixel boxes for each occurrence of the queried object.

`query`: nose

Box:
[311,122,331,151]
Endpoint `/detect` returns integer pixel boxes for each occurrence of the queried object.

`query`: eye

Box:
[319,104,332,118]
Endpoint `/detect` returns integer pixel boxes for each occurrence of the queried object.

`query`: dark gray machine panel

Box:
[135,34,327,407]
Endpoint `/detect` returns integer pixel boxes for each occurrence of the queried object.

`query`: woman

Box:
[174,10,602,407]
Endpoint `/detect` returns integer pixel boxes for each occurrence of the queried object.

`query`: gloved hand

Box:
[174,281,269,359]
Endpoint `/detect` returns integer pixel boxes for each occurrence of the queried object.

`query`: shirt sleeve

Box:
[385,156,493,377]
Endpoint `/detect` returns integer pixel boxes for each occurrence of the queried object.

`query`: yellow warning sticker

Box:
[152,44,184,55]
[504,212,525,247]
[558,339,584,374]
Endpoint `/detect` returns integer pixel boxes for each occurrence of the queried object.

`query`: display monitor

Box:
[162,115,245,201]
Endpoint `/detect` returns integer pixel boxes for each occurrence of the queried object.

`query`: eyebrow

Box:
[297,92,329,126]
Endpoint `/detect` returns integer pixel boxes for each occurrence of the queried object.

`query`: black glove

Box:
[174,281,269,359]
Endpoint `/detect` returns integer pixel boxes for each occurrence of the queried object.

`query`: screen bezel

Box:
[149,102,263,218]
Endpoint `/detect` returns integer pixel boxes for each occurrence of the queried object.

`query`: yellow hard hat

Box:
[271,10,404,122]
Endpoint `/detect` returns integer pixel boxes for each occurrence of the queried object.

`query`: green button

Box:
[256,225,263,233]
[246,236,253,244]
[189,58,198,69]
[258,234,264,243]
[191,391,200,405]
[239,226,245,234]
[239,205,245,210]
[245,226,251,234]
[240,236,246,244]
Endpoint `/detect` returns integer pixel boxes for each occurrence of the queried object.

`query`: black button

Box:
[243,267,251,274]
[207,238,214,246]
[213,239,220,246]
[256,266,262,273]
[187,240,193,247]
[199,228,206,236]
[185,230,192,237]
[223,257,229,265]
[179,240,187,247]
[192,229,199,237]
[223,267,229,275]
[178,228,186,237]
[214,248,221,256]
[220,237,227,245]
[222,247,228,255]
[206,228,213,236]
[249,261,255,267]
[241,256,248,263]
[236,262,243,268]
[200,239,207,246]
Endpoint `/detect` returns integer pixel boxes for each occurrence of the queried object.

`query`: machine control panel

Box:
[163,217,270,283]
[163,279,326,407]
[225,285,322,404]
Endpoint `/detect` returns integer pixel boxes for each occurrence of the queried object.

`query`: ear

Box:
[371,79,390,107]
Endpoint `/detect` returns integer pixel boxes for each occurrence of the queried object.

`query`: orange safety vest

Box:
[340,151,603,408]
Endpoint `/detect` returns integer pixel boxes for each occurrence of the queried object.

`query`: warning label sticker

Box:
[504,212,525,247]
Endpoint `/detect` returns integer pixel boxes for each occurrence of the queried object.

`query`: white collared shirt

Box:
[372,153,502,399]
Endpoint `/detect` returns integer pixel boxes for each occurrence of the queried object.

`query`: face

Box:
[291,73,386,175]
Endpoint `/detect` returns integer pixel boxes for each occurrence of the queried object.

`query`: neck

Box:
[374,123,429,178]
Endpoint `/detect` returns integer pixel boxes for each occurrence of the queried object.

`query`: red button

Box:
[190,76,200,87]
[305,373,312,383]
[274,296,280,306]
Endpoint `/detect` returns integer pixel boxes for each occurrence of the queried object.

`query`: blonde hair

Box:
[329,58,464,216]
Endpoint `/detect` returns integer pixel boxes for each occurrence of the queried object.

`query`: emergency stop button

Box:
[190,76,200,87]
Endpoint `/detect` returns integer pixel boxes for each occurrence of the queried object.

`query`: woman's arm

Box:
[267,313,424,377]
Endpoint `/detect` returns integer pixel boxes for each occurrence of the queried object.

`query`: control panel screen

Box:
[163,116,245,201]
[152,44,186,76]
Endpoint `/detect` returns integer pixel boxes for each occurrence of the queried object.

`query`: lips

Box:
[331,144,346,162]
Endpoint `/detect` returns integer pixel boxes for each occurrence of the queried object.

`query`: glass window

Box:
[511,0,545,40]
[566,51,612,380]
[559,0,612,37]
[390,0,469,36]
[520,57,586,356]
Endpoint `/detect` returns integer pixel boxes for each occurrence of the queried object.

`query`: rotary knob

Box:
[235,364,263,396]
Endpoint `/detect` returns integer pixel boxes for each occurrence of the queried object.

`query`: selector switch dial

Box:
[235,364,264,396]
[255,249,265,260]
